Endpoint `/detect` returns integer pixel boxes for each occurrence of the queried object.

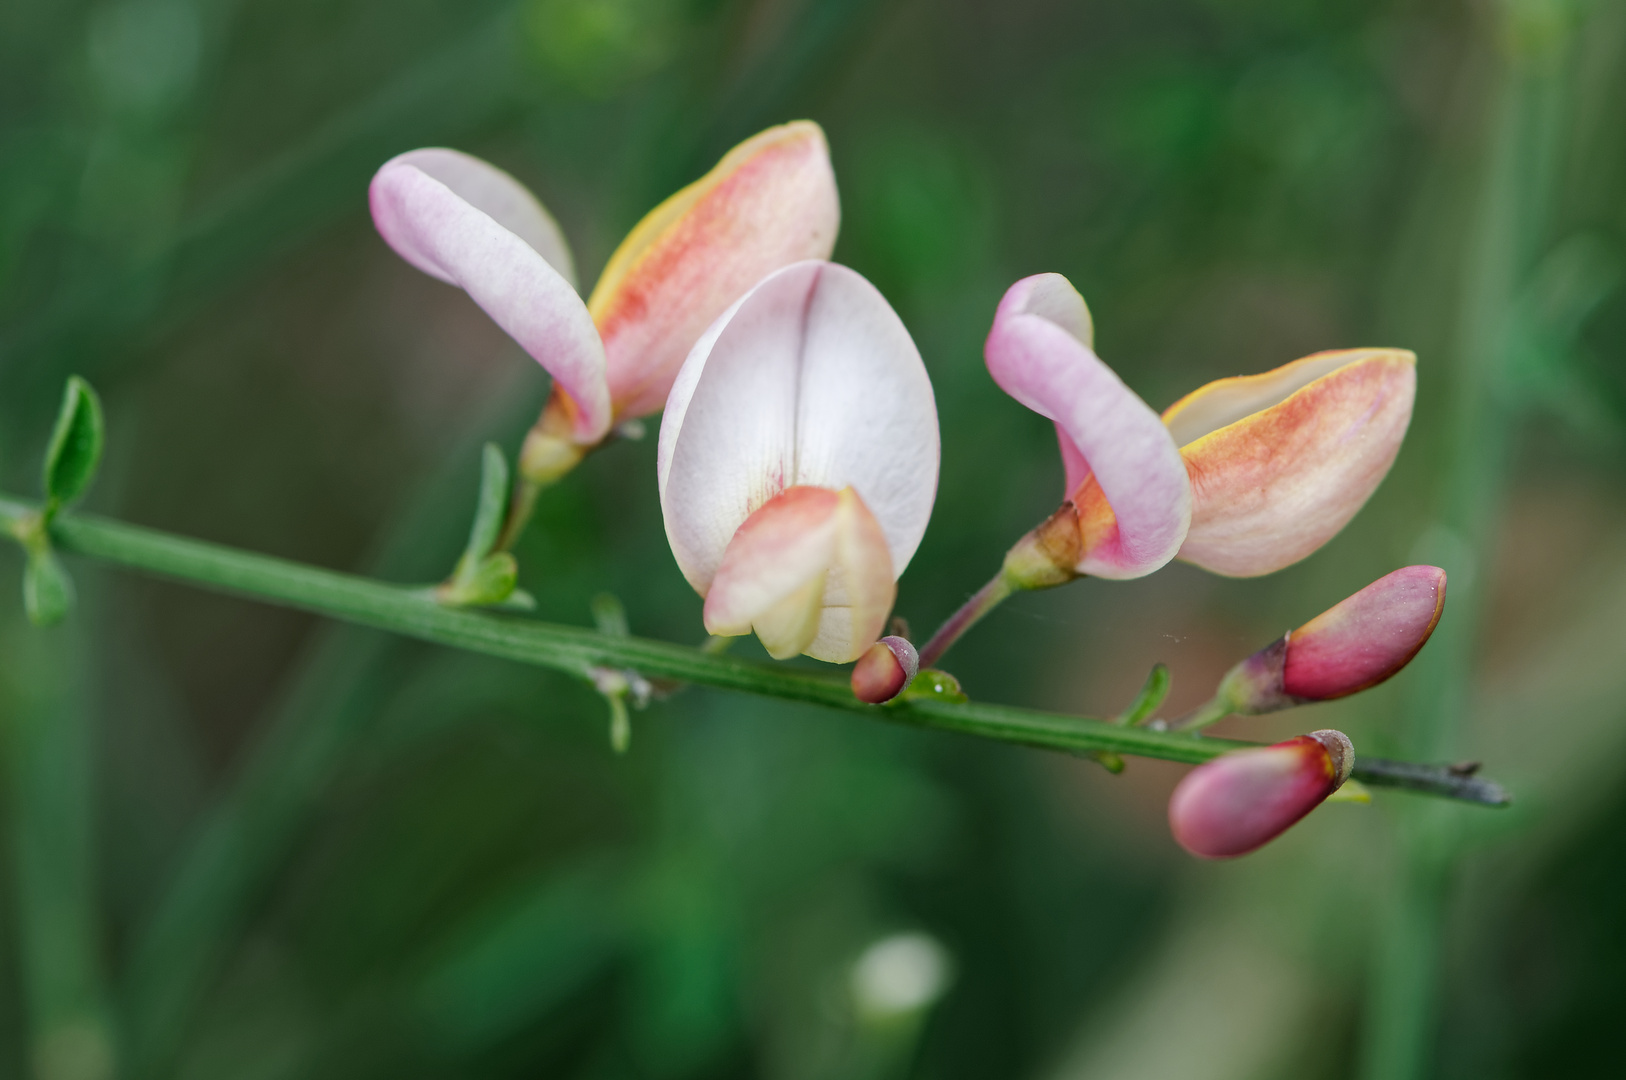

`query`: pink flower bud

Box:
[1284,564,1446,700]
[1218,565,1446,714]
[1168,730,1354,859]
[852,636,920,703]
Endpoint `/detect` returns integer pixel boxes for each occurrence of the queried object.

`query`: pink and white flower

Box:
[984,273,1417,580]
[369,122,840,476]
[658,261,939,663]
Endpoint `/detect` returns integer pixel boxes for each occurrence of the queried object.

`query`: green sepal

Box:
[1326,779,1372,804]
[439,552,519,607]
[23,546,74,626]
[43,377,105,511]
[900,668,968,704]
[1116,662,1171,726]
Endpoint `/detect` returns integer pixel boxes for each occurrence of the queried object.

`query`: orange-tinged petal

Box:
[588,120,840,421]
[1172,349,1416,577]
[703,486,895,663]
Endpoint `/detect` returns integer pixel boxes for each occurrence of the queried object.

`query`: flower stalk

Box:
[915,571,1015,670]
[0,493,1509,806]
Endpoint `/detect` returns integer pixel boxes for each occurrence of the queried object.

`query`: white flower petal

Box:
[660,261,938,594]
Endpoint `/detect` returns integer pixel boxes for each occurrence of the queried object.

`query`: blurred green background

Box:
[2,0,1625,1077]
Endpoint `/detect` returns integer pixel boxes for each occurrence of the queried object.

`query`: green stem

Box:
[492,474,546,555]
[0,494,1507,803]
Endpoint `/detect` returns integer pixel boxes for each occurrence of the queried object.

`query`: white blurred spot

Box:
[850,932,953,1020]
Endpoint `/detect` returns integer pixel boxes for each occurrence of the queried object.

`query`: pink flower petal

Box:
[379,148,578,288]
[370,153,610,443]
[985,274,1190,579]
[592,121,840,420]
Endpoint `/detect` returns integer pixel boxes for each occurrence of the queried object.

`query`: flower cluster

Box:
[370,123,1444,858]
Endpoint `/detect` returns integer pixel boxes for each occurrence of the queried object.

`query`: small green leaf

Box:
[1117,662,1171,726]
[900,668,968,704]
[43,376,105,509]
[461,443,512,566]
[23,548,74,626]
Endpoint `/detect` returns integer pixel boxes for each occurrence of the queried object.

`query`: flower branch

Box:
[0,495,1508,807]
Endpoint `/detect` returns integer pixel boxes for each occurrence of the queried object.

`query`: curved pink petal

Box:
[370,154,610,443]
[379,148,578,288]
[985,274,1190,579]
[660,260,938,595]
[1168,731,1353,859]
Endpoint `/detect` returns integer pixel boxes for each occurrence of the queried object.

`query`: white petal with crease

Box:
[660,260,938,594]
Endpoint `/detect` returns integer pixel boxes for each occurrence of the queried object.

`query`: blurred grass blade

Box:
[415,862,624,1054]
[2,614,116,1079]
[120,381,539,1078]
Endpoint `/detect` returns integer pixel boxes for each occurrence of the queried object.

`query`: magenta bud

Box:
[1283,565,1446,701]
[851,636,920,704]
[1168,730,1354,859]
[1219,565,1447,714]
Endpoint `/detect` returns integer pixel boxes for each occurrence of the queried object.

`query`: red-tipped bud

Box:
[1218,565,1446,714]
[852,636,920,704]
[1169,730,1354,859]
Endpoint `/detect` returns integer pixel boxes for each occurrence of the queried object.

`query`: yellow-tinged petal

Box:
[1171,348,1416,577]
[587,120,840,422]
[702,486,895,663]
